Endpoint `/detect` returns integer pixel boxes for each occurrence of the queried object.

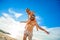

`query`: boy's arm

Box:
[36,25,38,31]
[35,22,49,34]
[20,20,27,23]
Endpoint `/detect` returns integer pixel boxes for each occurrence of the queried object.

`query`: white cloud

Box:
[33,26,60,40]
[8,8,22,18]
[35,16,42,24]
[0,13,26,39]
[15,13,22,18]
[35,16,41,20]
[0,11,60,40]
[8,8,14,13]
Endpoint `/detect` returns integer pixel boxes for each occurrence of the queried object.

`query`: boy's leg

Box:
[28,33,32,40]
[23,33,27,40]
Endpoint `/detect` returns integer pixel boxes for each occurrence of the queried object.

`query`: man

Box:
[23,8,49,40]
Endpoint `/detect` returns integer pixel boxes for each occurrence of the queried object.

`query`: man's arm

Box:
[35,23,49,34]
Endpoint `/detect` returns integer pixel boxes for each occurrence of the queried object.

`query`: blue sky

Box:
[0,0,60,28]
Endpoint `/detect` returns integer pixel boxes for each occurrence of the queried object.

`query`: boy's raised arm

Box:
[35,22,49,34]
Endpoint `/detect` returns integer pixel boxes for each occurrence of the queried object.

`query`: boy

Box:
[23,8,49,40]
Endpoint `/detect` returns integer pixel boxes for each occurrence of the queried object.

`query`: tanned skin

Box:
[23,8,49,40]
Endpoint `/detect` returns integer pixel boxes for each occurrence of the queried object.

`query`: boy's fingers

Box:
[45,31,49,34]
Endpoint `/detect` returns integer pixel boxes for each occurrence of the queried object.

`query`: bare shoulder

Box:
[32,19,37,25]
[33,19,37,23]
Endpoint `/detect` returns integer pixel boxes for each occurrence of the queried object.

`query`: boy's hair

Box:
[26,8,30,12]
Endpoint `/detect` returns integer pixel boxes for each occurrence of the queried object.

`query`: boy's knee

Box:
[28,36,32,40]
[23,36,26,40]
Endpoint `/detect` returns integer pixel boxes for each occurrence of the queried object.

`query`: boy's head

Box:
[26,8,35,21]
[26,8,30,15]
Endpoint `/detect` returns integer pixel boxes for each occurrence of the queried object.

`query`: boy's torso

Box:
[25,19,36,32]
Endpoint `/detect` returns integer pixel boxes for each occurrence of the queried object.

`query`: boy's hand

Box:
[37,29,38,31]
[45,31,49,34]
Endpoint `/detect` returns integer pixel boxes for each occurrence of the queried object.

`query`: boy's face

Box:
[26,8,30,15]
[26,8,35,21]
